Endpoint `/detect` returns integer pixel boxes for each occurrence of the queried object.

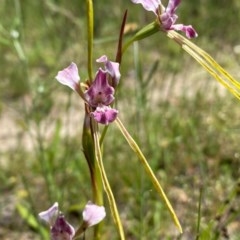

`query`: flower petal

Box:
[39,202,59,226]
[56,62,80,92]
[160,12,175,29]
[82,201,106,227]
[91,106,118,125]
[85,69,115,107]
[97,55,121,85]
[131,0,161,15]
[171,24,198,38]
[51,215,75,240]
[166,0,181,15]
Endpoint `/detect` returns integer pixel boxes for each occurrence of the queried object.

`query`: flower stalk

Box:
[92,120,125,240]
[86,0,94,81]
[122,21,159,54]
[82,113,103,206]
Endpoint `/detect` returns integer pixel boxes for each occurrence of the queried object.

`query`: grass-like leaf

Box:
[16,203,48,238]
[115,117,183,233]
[167,30,240,100]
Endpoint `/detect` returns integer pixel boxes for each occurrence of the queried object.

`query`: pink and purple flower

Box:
[39,202,106,240]
[131,0,198,38]
[56,56,120,125]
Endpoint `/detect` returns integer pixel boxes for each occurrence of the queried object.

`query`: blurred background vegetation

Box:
[0,0,240,239]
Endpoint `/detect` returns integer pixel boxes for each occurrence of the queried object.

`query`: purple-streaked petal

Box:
[171,24,198,38]
[160,12,175,29]
[85,69,115,107]
[97,55,121,85]
[51,215,75,240]
[131,0,161,15]
[106,61,121,85]
[39,202,59,226]
[166,0,181,15]
[96,55,108,64]
[56,62,80,92]
[82,201,106,227]
[184,25,198,38]
[91,106,118,125]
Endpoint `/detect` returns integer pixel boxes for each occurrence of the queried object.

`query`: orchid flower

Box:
[131,0,198,38]
[39,203,75,240]
[39,202,106,239]
[56,56,120,125]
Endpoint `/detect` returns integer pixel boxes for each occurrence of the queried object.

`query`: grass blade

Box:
[167,30,240,100]
[115,117,182,233]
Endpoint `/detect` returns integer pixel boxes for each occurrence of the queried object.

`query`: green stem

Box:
[99,125,108,146]
[86,0,94,81]
[92,121,125,240]
[82,113,103,240]
[122,21,159,55]
[195,186,203,240]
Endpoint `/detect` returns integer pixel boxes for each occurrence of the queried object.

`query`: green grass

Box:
[0,0,240,239]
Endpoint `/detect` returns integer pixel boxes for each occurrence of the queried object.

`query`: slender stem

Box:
[92,121,125,240]
[81,113,103,240]
[86,0,93,81]
[195,186,203,240]
[90,118,104,206]
[115,117,182,233]
[99,125,108,146]
[122,21,159,55]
